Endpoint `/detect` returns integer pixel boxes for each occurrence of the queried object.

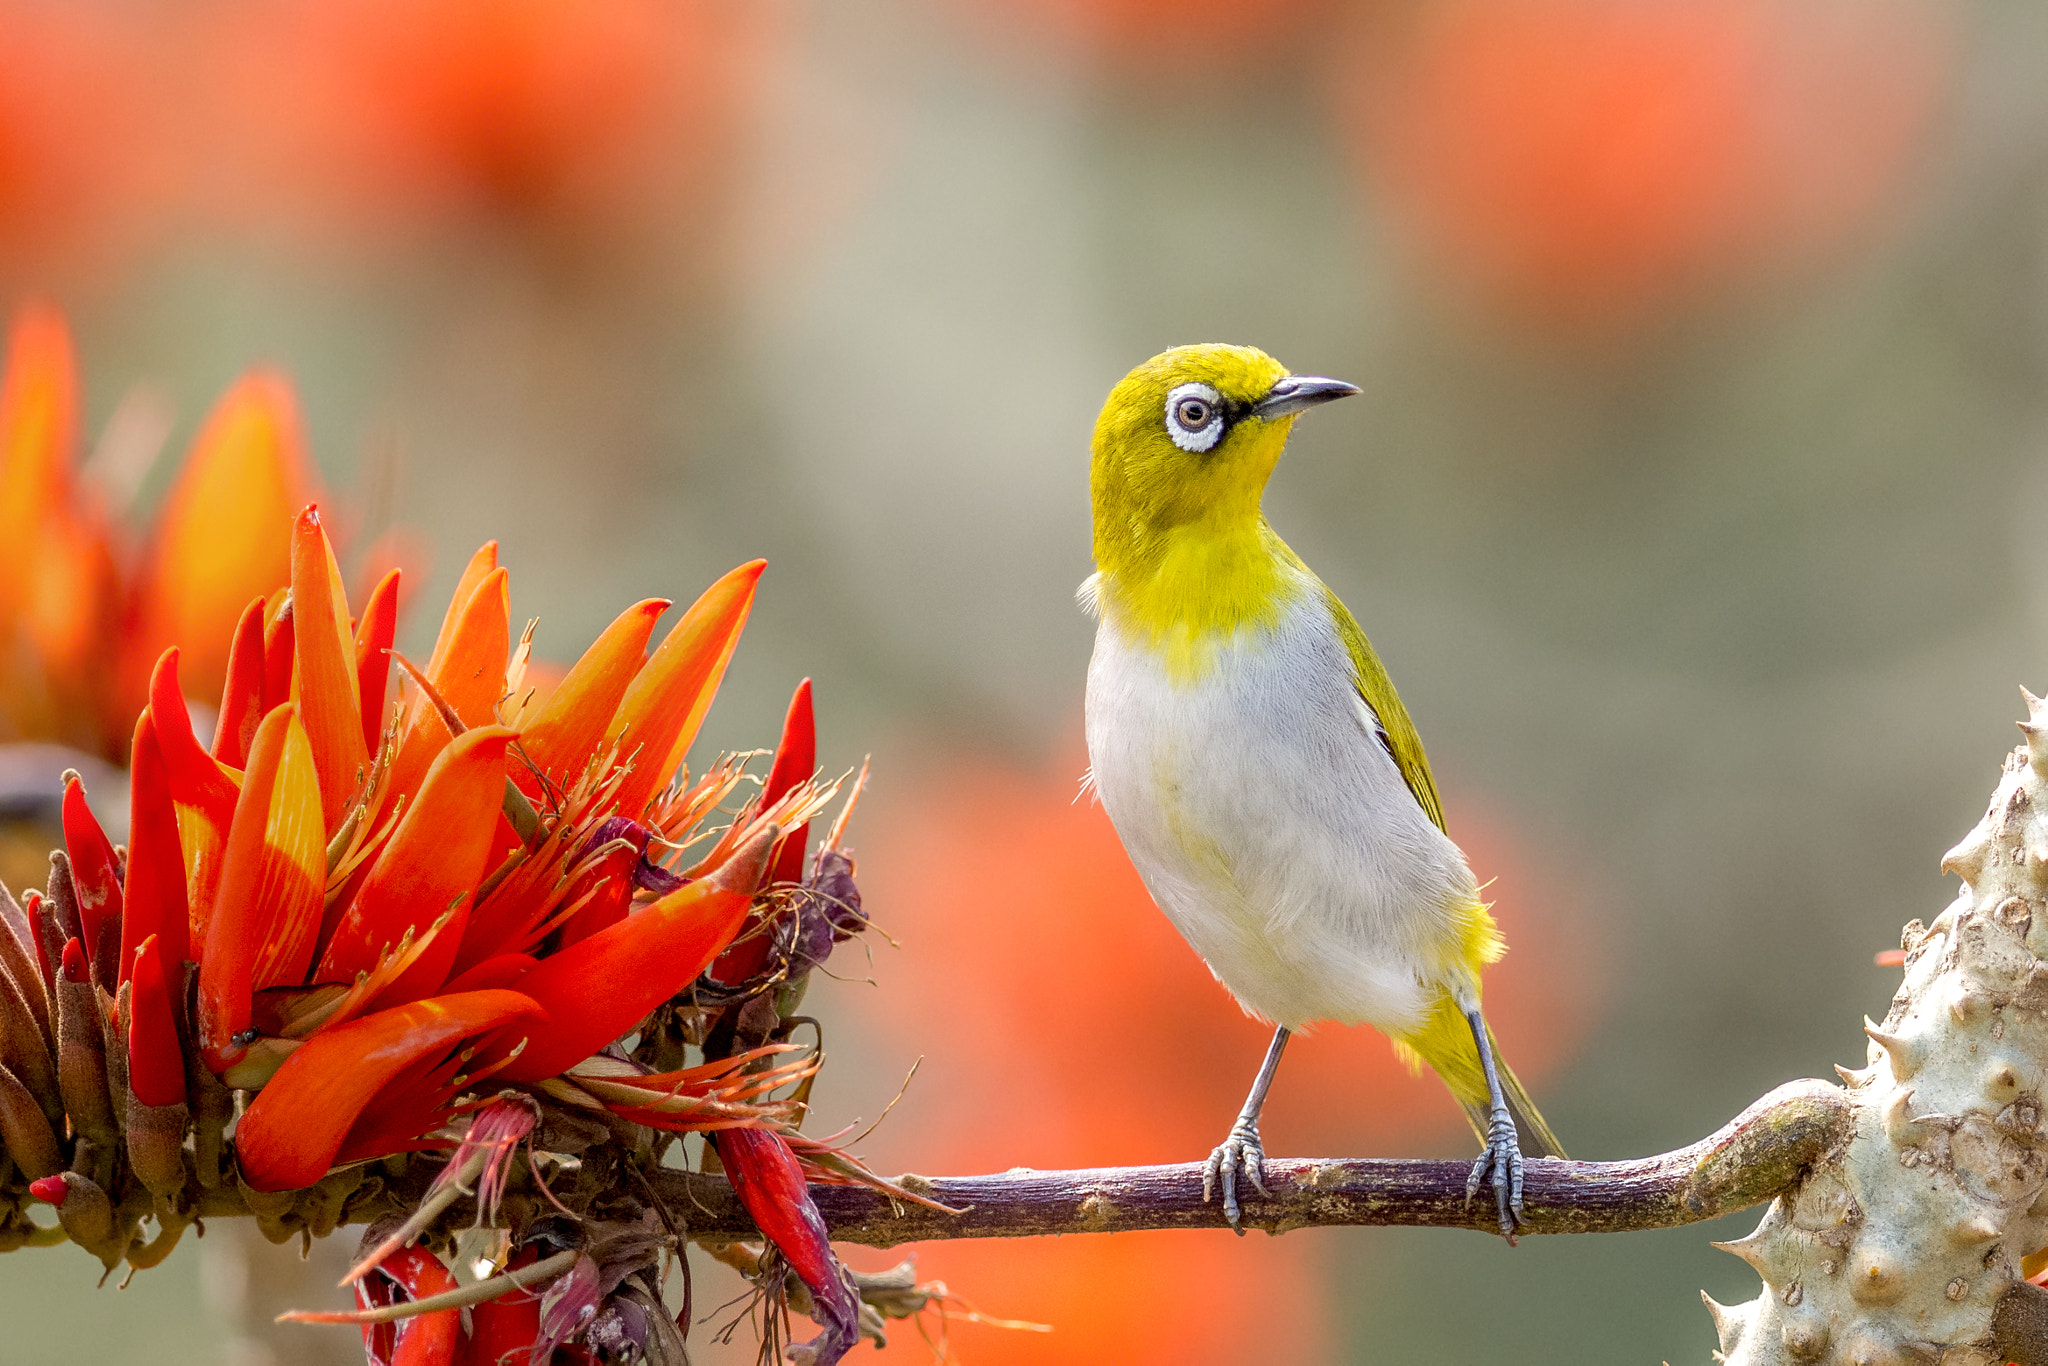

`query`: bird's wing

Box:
[1321,583,1449,834]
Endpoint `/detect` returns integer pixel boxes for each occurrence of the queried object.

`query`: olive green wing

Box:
[1322,584,1448,834]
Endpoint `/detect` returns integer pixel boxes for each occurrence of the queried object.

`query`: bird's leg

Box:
[1203,1025,1289,1235]
[1459,1003,1525,1242]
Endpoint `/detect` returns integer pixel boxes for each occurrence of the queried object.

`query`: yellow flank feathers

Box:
[1322,584,1449,834]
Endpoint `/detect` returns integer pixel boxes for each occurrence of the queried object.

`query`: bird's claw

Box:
[1463,1111,1525,1242]
[1203,1122,1269,1234]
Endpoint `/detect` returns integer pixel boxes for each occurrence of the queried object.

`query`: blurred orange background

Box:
[1,0,2031,1361]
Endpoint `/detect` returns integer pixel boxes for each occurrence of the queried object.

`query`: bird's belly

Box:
[1084,598,1477,1033]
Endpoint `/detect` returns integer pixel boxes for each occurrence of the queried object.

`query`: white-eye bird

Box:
[1080,344,1564,1237]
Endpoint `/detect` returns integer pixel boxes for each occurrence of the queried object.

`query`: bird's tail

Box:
[1394,999,1566,1160]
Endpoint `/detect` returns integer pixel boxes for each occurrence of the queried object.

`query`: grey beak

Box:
[1252,375,1361,420]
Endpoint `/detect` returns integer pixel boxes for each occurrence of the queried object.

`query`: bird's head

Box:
[1089,344,1358,569]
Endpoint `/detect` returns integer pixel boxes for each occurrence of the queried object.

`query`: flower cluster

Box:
[0,483,911,1363]
[0,0,766,285]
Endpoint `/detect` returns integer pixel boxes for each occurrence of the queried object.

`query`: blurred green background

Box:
[2,0,2042,1360]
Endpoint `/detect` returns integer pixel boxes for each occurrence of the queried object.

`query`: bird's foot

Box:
[1464,1109,1525,1243]
[1203,1121,1269,1235]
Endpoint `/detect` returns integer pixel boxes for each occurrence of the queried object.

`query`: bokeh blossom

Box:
[835,745,1603,1362]
[0,303,319,761]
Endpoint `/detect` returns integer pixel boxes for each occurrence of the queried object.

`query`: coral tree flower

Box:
[0,302,319,760]
[4,353,897,1360]
[62,507,813,1194]
[41,497,903,1366]
[211,0,771,265]
[1344,0,1951,337]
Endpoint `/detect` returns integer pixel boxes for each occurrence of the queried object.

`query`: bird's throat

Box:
[1096,514,1297,684]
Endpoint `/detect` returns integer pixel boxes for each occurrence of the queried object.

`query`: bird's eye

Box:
[1163,382,1225,453]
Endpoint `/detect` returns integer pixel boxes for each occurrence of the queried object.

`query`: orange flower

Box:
[205,0,774,262]
[1343,0,1952,337]
[0,303,320,760]
[58,510,879,1217]
[41,505,914,1363]
[122,373,318,730]
[0,1,167,286]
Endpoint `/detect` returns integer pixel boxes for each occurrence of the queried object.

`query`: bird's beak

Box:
[1252,375,1361,420]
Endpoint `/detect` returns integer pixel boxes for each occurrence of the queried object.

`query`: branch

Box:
[653,1078,1851,1246]
[1995,1279,2048,1366]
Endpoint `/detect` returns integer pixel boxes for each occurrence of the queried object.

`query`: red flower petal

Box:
[261,590,294,712]
[355,567,401,755]
[551,838,635,952]
[120,711,190,975]
[711,678,815,987]
[234,989,541,1192]
[59,773,122,988]
[763,676,816,881]
[127,934,185,1108]
[213,597,269,768]
[361,1245,463,1366]
[440,952,536,995]
[714,1126,859,1362]
[493,822,773,1082]
[432,566,511,728]
[463,1246,544,1366]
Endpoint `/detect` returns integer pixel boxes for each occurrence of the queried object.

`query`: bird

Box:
[1079,343,1564,1238]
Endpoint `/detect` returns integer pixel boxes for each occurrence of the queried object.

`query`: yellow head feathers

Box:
[1090,344,1289,561]
[1086,344,1358,667]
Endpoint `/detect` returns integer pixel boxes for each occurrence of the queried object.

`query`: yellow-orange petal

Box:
[316,725,515,994]
[607,561,763,818]
[510,597,668,800]
[377,565,510,814]
[0,303,77,648]
[427,541,497,676]
[121,712,190,974]
[289,505,368,831]
[431,565,509,728]
[148,649,241,952]
[123,372,315,721]
[198,704,326,1072]
[27,504,118,751]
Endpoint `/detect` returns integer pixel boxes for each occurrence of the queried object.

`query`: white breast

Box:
[1082,576,1478,1034]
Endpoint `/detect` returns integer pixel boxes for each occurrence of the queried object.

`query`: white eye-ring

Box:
[1165,382,1225,453]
